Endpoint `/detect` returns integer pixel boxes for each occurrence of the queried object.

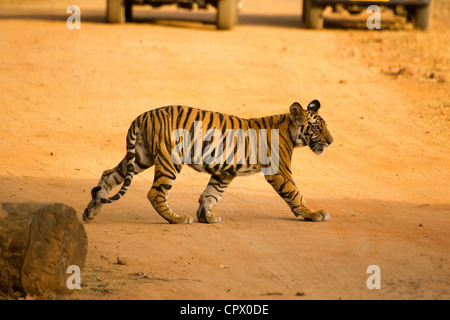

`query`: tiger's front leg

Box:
[264,171,329,222]
[197,174,234,223]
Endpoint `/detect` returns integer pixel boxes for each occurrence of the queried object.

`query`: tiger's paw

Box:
[83,200,102,223]
[83,206,98,223]
[198,212,222,224]
[170,214,194,224]
[303,210,330,222]
[197,205,222,224]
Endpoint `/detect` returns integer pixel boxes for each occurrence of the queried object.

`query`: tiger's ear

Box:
[290,102,304,117]
[307,100,321,113]
[290,102,304,124]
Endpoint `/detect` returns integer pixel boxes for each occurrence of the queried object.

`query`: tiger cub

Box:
[83,100,333,224]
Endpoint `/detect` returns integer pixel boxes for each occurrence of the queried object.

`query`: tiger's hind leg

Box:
[83,134,154,222]
[83,156,128,222]
[197,174,234,223]
[148,161,193,224]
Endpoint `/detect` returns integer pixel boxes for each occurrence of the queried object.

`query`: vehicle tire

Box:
[125,0,133,22]
[406,8,414,23]
[235,0,242,25]
[303,0,323,29]
[107,0,125,24]
[217,0,237,30]
[414,3,431,30]
[302,0,307,25]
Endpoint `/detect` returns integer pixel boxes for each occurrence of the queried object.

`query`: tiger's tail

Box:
[99,117,140,204]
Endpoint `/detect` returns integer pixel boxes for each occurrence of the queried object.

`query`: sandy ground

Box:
[0,0,449,300]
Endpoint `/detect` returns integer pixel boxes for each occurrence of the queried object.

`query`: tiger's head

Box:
[289,100,333,155]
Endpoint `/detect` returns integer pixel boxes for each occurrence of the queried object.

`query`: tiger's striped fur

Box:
[83,100,333,224]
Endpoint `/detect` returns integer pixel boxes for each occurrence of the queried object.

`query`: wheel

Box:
[302,0,307,25]
[303,0,323,29]
[107,0,125,24]
[406,8,414,23]
[235,0,242,25]
[217,0,237,30]
[125,0,133,22]
[414,4,431,30]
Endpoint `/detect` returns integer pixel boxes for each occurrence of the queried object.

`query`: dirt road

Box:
[0,0,449,299]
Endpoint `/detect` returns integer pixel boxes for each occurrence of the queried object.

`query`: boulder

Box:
[0,202,88,298]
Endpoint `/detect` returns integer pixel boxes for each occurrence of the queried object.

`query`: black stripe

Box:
[91,186,101,199]
[123,177,132,187]
[195,110,201,122]
[112,175,121,186]
[205,194,219,203]
[206,111,214,129]
[168,105,174,121]
[182,107,193,129]
[152,183,173,192]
